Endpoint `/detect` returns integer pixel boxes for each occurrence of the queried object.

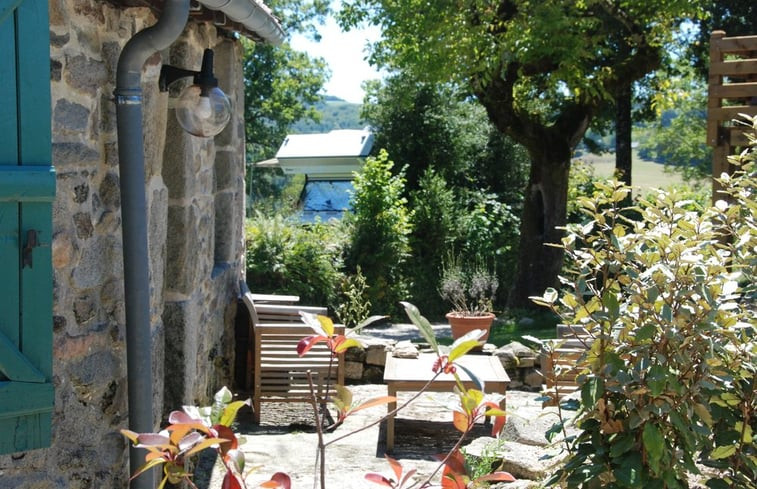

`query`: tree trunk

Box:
[507,144,571,309]
[614,83,632,187]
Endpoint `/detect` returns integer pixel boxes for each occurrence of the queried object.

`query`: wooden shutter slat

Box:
[0,323,46,383]
[0,166,56,202]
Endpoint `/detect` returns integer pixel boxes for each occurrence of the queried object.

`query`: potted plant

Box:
[439,255,499,342]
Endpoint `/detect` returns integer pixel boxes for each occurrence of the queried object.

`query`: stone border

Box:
[344,335,544,391]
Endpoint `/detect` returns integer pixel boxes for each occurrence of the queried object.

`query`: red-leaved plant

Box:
[121,387,290,489]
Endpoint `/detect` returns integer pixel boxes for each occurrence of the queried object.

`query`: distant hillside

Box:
[290,96,366,133]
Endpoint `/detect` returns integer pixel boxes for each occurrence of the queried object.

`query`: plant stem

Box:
[323,372,443,448]
[414,427,471,488]
[306,371,327,489]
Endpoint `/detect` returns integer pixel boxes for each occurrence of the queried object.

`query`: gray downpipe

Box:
[114,1,189,488]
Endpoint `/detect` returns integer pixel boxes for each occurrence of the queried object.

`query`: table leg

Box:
[386,384,397,452]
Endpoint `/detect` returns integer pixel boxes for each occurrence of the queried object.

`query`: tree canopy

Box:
[340,0,707,307]
[243,0,331,211]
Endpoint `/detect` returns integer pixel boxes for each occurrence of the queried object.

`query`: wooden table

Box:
[383,352,510,452]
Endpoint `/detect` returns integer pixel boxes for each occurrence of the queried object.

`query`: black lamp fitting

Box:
[159,48,218,94]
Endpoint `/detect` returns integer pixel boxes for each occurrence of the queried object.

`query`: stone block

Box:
[71,234,121,289]
[365,344,389,366]
[494,341,537,369]
[345,346,366,363]
[524,369,544,389]
[517,356,536,368]
[165,205,201,295]
[345,361,363,381]
[362,365,383,383]
[214,150,239,191]
[54,99,89,132]
[214,190,238,263]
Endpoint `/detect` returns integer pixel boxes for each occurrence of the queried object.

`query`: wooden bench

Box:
[239,285,343,423]
[541,325,593,407]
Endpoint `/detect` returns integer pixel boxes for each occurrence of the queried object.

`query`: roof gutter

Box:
[198,0,285,45]
[114,1,189,488]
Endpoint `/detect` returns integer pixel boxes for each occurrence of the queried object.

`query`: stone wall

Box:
[344,337,545,392]
[0,1,247,487]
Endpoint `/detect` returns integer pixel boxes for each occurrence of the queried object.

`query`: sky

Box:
[289,10,383,104]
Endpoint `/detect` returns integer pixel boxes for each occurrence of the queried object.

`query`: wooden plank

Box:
[16,0,51,167]
[0,203,20,355]
[710,59,757,76]
[0,167,56,202]
[709,82,757,100]
[708,105,757,124]
[248,293,300,303]
[0,381,53,453]
[0,10,17,166]
[0,0,24,26]
[0,1,20,361]
[711,35,757,54]
[255,304,328,316]
[728,128,752,146]
[0,331,45,382]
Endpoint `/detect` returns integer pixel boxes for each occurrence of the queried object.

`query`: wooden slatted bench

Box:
[541,325,593,407]
[240,286,343,423]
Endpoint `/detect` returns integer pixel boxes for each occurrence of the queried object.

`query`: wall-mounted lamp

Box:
[159,48,231,137]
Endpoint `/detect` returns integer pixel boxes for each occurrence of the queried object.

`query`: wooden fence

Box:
[707,30,757,200]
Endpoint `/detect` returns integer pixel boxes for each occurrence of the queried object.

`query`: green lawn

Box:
[576,151,705,191]
[429,309,559,349]
[488,309,558,347]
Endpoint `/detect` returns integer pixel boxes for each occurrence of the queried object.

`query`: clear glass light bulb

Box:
[195,95,212,120]
[175,85,231,137]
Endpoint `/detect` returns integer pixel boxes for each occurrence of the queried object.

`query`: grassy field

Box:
[575,151,705,191]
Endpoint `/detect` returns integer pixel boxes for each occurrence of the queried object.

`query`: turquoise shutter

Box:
[0,0,55,454]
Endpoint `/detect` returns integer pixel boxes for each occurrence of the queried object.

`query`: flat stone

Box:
[517,356,536,368]
[494,341,538,369]
[389,340,418,359]
[503,403,578,448]
[464,437,565,481]
[524,370,544,389]
[366,343,391,364]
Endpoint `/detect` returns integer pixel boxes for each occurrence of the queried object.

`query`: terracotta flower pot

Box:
[445,311,496,342]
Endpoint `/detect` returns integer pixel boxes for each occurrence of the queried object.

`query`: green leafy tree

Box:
[345,150,412,317]
[340,0,706,308]
[637,65,712,179]
[689,0,757,78]
[243,0,330,214]
[362,74,528,195]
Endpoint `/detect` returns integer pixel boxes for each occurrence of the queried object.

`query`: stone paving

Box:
[193,322,557,488]
[194,385,566,489]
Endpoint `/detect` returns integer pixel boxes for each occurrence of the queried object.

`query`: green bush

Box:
[345,149,413,317]
[456,189,520,308]
[534,131,755,488]
[244,212,346,307]
[407,169,459,317]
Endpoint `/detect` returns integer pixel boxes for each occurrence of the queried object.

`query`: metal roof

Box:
[259,129,374,179]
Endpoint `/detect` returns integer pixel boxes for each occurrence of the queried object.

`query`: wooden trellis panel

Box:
[707,30,757,201]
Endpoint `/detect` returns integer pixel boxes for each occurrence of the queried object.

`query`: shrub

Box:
[533,132,755,488]
[407,168,460,317]
[455,189,520,307]
[244,212,346,307]
[345,149,412,317]
[334,266,372,328]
